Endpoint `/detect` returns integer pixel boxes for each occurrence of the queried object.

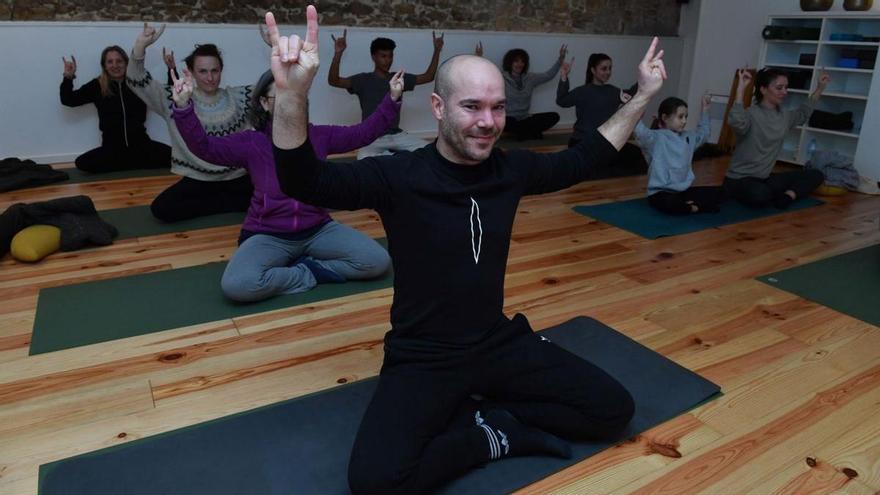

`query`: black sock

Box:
[773,193,795,209]
[476,409,571,460]
[696,201,721,213]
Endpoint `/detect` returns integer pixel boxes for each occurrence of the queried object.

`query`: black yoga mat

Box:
[758,243,880,327]
[38,317,721,495]
[98,205,245,240]
[573,197,824,239]
[30,246,392,355]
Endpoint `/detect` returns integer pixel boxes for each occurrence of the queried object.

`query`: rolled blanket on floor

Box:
[0,195,118,257]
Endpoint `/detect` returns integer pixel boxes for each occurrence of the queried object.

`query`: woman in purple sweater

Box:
[170,68,400,302]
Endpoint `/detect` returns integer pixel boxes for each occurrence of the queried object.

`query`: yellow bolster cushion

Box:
[10,225,62,262]
[814,184,847,196]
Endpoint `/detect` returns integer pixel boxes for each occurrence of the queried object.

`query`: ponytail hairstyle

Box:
[753,67,787,103]
[652,96,688,129]
[586,53,611,84]
[248,70,275,131]
[98,45,129,98]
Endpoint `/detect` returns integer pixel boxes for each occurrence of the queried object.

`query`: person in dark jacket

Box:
[60,45,171,173]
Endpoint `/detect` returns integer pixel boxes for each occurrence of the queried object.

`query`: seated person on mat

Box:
[127,23,255,223]
[265,8,668,493]
[556,53,647,178]
[635,94,724,215]
[328,30,443,159]
[724,68,828,208]
[475,43,566,141]
[60,46,171,173]
[170,67,395,302]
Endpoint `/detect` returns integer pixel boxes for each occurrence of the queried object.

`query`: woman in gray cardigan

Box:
[724,67,828,208]
[477,43,566,141]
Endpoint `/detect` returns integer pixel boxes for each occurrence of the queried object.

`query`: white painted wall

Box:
[0,21,683,163]
[686,0,880,111]
[685,0,880,179]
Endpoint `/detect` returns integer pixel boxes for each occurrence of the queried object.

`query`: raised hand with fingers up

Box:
[811,71,831,102]
[702,93,712,112]
[331,29,347,55]
[265,8,320,95]
[137,22,165,48]
[170,67,195,108]
[636,37,667,98]
[737,67,753,87]
[62,55,77,79]
[560,57,574,81]
[735,68,753,103]
[133,22,166,58]
[162,47,176,71]
[259,23,272,47]
[432,31,444,52]
[265,6,319,149]
[558,44,568,62]
[474,41,483,57]
[389,69,406,101]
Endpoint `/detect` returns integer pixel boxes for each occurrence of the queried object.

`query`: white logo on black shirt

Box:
[470,197,482,264]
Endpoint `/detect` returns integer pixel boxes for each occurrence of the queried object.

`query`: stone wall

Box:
[4,0,681,36]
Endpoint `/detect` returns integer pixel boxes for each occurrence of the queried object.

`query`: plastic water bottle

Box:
[807,139,817,162]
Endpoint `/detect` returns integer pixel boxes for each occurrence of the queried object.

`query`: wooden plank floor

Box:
[1,157,879,494]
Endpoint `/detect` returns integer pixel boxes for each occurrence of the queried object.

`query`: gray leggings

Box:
[220,221,390,302]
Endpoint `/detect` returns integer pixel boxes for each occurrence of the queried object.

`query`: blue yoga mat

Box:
[573,197,824,239]
[38,317,721,495]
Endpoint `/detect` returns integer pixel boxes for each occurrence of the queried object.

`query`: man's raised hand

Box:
[432,31,444,52]
[331,29,347,54]
[637,37,666,98]
[265,7,320,95]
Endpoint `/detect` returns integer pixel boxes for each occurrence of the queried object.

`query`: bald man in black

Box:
[265,8,669,493]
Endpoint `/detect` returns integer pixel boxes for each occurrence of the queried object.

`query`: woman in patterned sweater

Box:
[126,23,254,222]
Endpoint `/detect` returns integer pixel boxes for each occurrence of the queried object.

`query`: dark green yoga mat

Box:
[758,244,880,327]
[99,205,245,240]
[573,197,824,239]
[30,252,392,355]
[38,316,721,495]
[61,167,173,184]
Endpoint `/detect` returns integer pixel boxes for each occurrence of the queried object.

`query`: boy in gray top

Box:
[329,31,444,158]
[724,68,828,208]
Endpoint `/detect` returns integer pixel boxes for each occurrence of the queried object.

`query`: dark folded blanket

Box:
[808,110,854,131]
[0,157,69,192]
[0,195,118,257]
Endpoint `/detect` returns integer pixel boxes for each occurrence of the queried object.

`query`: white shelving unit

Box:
[759,14,880,180]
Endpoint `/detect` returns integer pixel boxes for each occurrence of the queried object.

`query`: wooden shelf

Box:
[797,126,860,138]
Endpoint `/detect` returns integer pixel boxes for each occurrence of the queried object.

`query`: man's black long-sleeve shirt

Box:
[273,130,617,360]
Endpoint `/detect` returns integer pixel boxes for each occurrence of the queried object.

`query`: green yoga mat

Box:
[758,244,880,327]
[30,252,392,355]
[38,316,721,495]
[573,197,824,239]
[60,167,174,184]
[99,205,245,240]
